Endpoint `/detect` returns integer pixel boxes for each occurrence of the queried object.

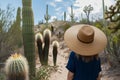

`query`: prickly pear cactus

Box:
[5,53,29,80]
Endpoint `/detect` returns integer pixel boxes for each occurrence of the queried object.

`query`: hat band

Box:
[77,35,93,44]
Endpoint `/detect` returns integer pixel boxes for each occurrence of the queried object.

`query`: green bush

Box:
[0,73,6,80]
[32,66,56,80]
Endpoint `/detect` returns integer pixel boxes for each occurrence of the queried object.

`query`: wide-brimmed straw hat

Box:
[64,24,107,56]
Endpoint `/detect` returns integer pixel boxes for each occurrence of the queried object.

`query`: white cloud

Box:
[55,0,63,2]
[67,0,115,20]
[49,16,57,22]
[55,7,62,11]
[49,2,56,7]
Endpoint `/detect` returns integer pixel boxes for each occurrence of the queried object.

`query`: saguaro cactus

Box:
[43,29,51,65]
[70,5,75,23]
[5,53,29,80]
[35,33,44,65]
[22,0,35,78]
[44,5,51,25]
[52,40,59,66]
[64,11,66,21]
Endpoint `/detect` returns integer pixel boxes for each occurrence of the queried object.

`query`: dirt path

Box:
[48,42,120,80]
[48,43,69,80]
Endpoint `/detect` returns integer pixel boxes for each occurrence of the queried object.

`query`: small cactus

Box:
[52,40,59,66]
[43,29,51,65]
[5,53,29,80]
[35,33,44,65]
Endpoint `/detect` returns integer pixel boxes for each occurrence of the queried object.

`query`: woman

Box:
[64,24,107,80]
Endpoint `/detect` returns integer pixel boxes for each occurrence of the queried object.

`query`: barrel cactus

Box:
[5,53,29,80]
[35,33,44,65]
[43,29,51,65]
[52,40,59,66]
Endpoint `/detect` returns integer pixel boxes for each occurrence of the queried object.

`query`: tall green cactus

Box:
[43,29,51,65]
[44,5,50,25]
[64,11,66,21]
[7,7,22,48]
[70,5,74,23]
[22,0,35,78]
[35,33,44,65]
[5,53,29,80]
[52,40,59,66]
[102,0,105,25]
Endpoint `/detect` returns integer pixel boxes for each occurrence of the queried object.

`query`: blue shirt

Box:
[66,51,101,80]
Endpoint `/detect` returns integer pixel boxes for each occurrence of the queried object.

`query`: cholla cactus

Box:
[105,0,120,32]
[35,33,44,65]
[43,29,51,65]
[5,53,29,80]
[52,40,59,66]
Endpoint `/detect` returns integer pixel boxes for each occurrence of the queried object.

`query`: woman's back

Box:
[66,52,101,80]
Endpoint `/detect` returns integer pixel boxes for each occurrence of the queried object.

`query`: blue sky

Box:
[0,0,115,25]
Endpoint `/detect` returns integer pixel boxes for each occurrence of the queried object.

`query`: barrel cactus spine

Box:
[5,53,29,80]
[52,40,59,66]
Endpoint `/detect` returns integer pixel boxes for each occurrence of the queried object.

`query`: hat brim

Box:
[64,24,107,56]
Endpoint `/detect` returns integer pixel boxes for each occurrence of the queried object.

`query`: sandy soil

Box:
[36,41,120,80]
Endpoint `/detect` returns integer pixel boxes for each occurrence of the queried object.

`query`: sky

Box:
[0,0,115,25]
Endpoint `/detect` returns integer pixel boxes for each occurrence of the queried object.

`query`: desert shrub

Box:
[32,66,56,80]
[60,23,71,31]
[0,73,6,80]
[104,27,120,67]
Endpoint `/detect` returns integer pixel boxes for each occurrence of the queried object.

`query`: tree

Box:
[8,7,22,48]
[83,4,93,24]
[22,0,36,78]
[0,5,14,59]
[105,0,120,32]
[105,0,120,67]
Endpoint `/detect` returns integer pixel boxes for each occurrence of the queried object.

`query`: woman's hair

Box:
[76,54,99,63]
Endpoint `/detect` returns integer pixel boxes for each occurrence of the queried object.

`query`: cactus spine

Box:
[35,33,44,65]
[52,41,59,66]
[22,0,35,78]
[43,29,51,65]
[44,5,50,25]
[5,53,29,80]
